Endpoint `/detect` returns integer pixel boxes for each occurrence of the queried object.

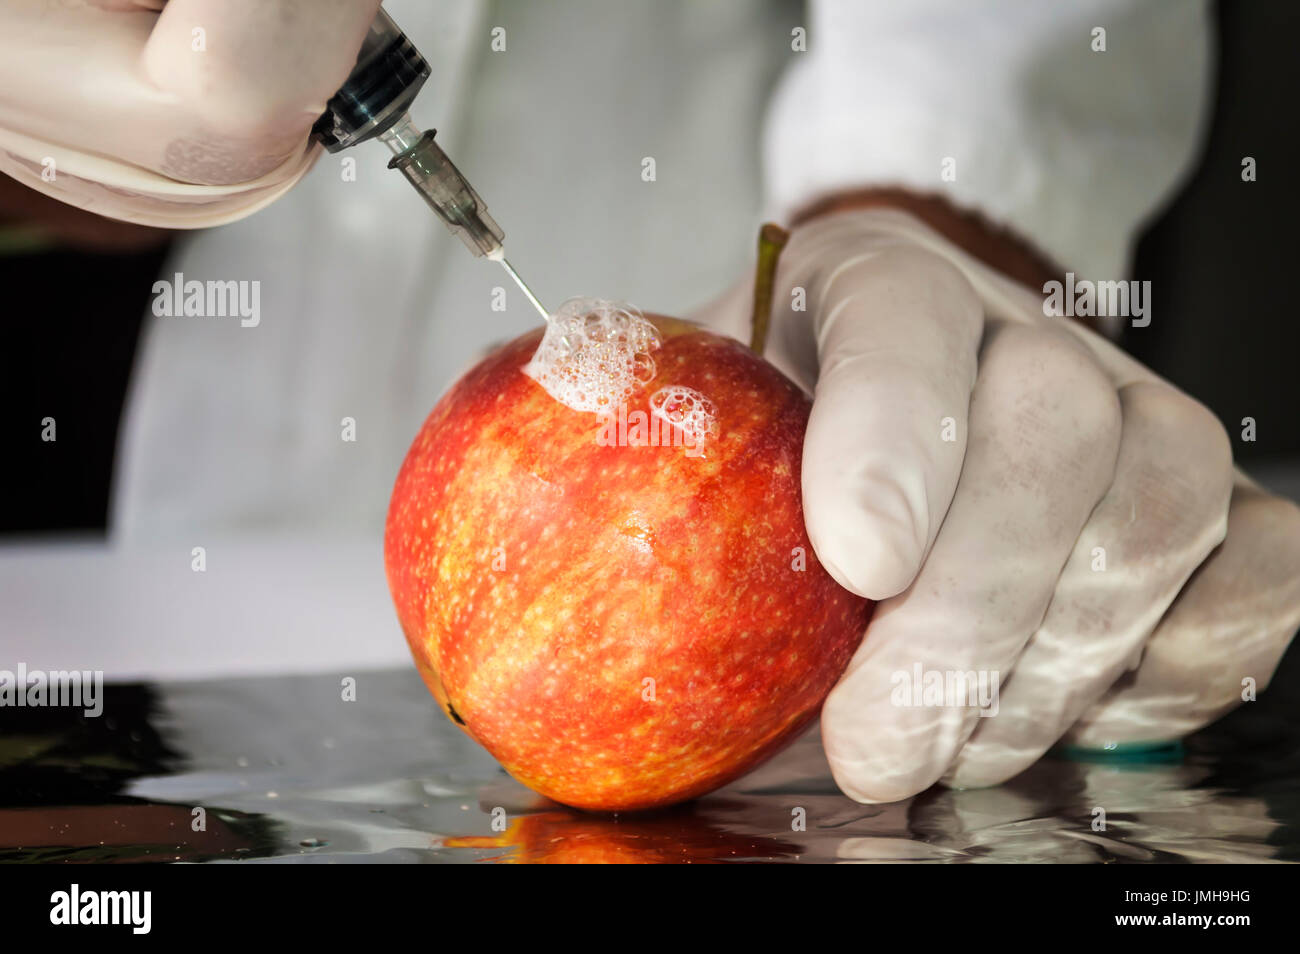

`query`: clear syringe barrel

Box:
[311,10,429,153]
[383,119,504,259]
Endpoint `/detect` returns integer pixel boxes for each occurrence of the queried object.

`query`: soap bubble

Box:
[524,297,661,413]
[649,385,718,447]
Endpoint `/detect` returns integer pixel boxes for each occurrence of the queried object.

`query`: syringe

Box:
[311,9,549,322]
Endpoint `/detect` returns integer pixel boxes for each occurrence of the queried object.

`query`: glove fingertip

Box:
[803,470,928,601]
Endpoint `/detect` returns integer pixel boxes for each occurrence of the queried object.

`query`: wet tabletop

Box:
[3,653,1299,864]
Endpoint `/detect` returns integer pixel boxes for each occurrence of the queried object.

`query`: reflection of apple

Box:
[384,313,873,812]
[445,802,803,864]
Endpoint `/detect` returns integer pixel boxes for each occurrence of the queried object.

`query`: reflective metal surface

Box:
[3,653,1298,863]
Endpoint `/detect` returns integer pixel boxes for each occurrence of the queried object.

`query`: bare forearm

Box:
[792,187,1064,293]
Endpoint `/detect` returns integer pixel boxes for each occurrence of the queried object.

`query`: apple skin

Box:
[384,315,873,812]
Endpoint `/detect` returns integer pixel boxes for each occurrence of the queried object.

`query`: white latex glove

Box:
[695,208,1300,803]
[0,0,380,227]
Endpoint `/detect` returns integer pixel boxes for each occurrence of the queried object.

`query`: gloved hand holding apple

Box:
[386,203,1300,811]
[692,205,1300,803]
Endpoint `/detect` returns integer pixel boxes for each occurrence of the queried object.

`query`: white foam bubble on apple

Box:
[524,297,661,413]
[649,385,718,447]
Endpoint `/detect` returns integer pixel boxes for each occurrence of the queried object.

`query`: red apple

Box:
[384,313,872,812]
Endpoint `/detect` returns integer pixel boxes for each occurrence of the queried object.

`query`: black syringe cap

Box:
[311,11,431,153]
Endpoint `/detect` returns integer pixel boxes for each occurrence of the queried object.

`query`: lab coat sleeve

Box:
[762,0,1212,283]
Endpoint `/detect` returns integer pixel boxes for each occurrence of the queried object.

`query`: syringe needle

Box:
[498,256,551,323]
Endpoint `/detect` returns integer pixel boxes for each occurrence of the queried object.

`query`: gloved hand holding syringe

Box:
[311,8,551,322]
[0,0,548,321]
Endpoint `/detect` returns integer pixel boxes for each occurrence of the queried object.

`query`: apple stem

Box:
[749,223,790,357]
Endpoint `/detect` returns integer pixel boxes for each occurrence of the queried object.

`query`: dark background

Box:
[1,0,1296,536]
[1122,1,1300,477]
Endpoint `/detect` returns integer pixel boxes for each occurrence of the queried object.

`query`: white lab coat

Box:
[5,0,1209,678]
